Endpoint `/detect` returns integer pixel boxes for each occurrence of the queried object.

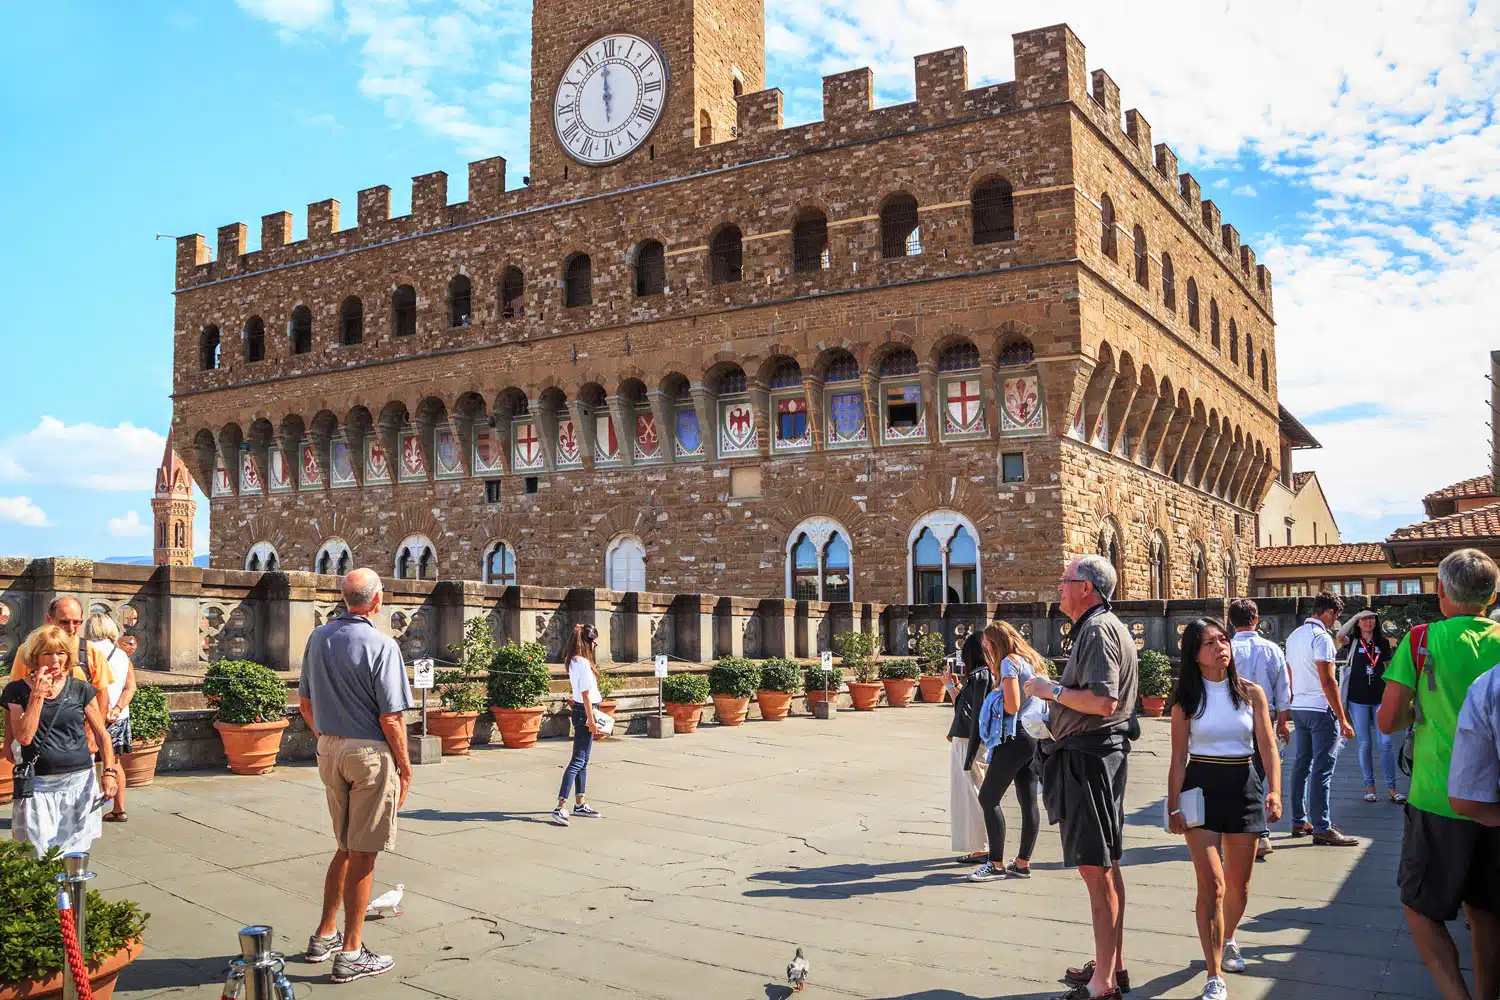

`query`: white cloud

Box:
[1232,184,1258,198]
[236,0,332,31]
[108,510,150,538]
[0,497,51,528]
[0,417,165,492]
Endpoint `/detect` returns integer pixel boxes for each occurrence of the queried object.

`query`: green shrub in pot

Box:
[878,659,921,681]
[128,684,171,743]
[202,660,286,723]
[834,630,880,683]
[708,657,760,698]
[802,663,844,693]
[487,640,551,709]
[1138,649,1174,698]
[915,632,947,673]
[661,672,709,705]
[757,658,799,693]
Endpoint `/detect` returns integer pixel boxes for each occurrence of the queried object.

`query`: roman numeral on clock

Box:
[580,137,596,158]
[561,120,581,142]
[602,38,616,57]
[579,52,596,69]
[635,104,658,124]
[643,79,662,95]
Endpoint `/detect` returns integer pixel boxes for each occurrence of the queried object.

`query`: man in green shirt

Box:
[1379,548,1500,1000]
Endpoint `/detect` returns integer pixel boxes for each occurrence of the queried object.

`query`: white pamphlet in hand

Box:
[1164,787,1205,833]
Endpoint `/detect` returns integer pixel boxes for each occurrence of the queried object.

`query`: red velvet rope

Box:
[57,896,95,1000]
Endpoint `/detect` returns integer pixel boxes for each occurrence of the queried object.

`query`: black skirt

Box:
[1184,755,1265,834]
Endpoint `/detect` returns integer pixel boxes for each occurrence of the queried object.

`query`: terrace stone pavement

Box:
[85,706,1470,999]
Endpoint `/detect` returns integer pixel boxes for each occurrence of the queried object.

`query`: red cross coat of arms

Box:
[945,378,983,432]
[515,422,540,468]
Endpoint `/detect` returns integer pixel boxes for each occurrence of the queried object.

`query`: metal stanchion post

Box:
[57,852,95,1000]
[224,925,294,1000]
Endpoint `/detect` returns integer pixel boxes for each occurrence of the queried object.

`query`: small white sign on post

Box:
[820,651,833,672]
[653,654,669,678]
[412,657,436,690]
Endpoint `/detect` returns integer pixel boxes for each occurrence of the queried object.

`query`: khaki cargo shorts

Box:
[317,735,398,853]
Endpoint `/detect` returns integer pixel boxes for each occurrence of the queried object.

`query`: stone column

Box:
[760,598,796,658]
[155,563,203,673]
[715,597,743,658]
[569,400,597,470]
[672,594,715,663]
[265,571,319,672]
[568,588,613,665]
[648,389,677,463]
[607,395,637,467]
[690,383,717,460]
[625,592,652,663]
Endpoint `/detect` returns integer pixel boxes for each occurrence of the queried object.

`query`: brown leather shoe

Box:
[1312,827,1358,846]
[1288,823,1313,837]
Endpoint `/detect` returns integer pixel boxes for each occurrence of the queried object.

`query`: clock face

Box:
[553,33,668,166]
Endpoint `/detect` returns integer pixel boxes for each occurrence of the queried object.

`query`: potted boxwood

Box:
[916,632,948,703]
[802,663,844,710]
[488,640,551,748]
[595,668,619,738]
[837,631,882,710]
[119,684,171,786]
[1139,649,1174,717]
[708,657,759,726]
[203,659,289,774]
[661,672,710,734]
[879,659,921,707]
[755,658,798,721]
[0,843,149,1000]
[429,617,494,755]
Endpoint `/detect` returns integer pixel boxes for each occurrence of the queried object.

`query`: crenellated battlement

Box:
[175,23,1270,308]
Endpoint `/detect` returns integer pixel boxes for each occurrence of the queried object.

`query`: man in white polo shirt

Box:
[1285,592,1357,846]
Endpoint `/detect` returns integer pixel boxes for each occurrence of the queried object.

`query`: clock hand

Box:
[601,63,612,122]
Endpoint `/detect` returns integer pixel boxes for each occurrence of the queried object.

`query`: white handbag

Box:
[1163,787,1205,833]
[592,708,615,737]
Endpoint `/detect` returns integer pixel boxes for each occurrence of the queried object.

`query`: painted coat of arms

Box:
[240,452,262,493]
[331,438,356,487]
[365,440,391,483]
[556,419,582,467]
[595,414,620,463]
[399,430,425,480]
[719,400,756,455]
[472,426,503,474]
[212,459,233,497]
[943,377,985,435]
[828,391,867,445]
[675,407,703,457]
[634,412,661,460]
[1001,375,1043,432]
[512,421,544,471]
[434,426,462,477]
[268,448,291,491]
[301,443,323,487]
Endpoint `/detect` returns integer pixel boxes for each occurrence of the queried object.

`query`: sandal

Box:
[1388,791,1407,804]
[104,812,128,823]
[1364,792,1378,803]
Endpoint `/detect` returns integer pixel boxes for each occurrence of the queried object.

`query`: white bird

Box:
[787,947,809,991]
[365,884,404,918]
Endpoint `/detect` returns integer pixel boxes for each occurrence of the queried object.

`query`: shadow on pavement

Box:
[399,807,554,824]
[744,856,967,899]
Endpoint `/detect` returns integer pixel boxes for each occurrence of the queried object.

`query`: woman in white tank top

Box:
[1167,618,1281,1000]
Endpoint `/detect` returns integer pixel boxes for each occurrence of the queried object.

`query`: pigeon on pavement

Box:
[787,947,809,991]
[365,884,404,918]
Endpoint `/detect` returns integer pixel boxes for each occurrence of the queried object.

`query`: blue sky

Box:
[1,0,1496,560]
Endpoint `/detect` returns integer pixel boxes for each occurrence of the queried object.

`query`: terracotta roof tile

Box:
[1253,543,1389,568]
[1389,499,1500,543]
[1423,474,1496,505]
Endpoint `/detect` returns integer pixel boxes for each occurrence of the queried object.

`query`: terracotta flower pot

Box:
[756,689,793,721]
[491,706,546,748]
[0,937,143,1000]
[0,754,13,805]
[847,681,882,711]
[664,702,704,734]
[918,675,947,703]
[804,688,832,708]
[120,738,165,787]
[596,699,618,739]
[426,710,480,755]
[712,694,750,726]
[213,718,288,775]
[1140,695,1168,718]
[882,678,917,708]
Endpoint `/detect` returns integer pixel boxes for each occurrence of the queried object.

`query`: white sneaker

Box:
[550,808,570,827]
[967,860,1006,882]
[1200,975,1228,999]
[1222,941,1245,973]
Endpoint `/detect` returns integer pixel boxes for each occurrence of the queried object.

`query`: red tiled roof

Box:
[1253,543,1389,568]
[1292,471,1314,492]
[1389,499,1500,543]
[1423,474,1496,505]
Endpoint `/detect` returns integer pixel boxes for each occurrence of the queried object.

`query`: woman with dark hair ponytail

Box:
[1166,617,1282,1000]
[552,623,603,827]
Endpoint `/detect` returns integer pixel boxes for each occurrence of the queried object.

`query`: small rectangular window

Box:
[729,465,761,498]
[484,479,502,504]
[777,409,807,442]
[1379,579,1398,596]
[1401,579,1421,595]
[1001,453,1025,483]
[524,476,539,495]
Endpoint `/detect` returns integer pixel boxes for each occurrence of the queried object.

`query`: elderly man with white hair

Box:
[297,568,414,984]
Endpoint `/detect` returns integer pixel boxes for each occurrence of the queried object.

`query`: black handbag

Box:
[11,680,63,801]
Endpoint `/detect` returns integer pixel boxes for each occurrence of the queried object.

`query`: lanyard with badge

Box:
[1359,638,1381,681]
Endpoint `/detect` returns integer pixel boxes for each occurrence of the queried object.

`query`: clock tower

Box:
[529,0,765,186]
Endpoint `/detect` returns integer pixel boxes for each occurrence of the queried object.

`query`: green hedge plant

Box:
[757,658,799,693]
[879,659,921,681]
[0,842,149,984]
[708,657,760,698]
[488,640,551,709]
[661,672,709,705]
[802,663,844,693]
[435,669,487,713]
[1139,649,1174,698]
[596,668,618,700]
[915,632,947,673]
[202,660,286,724]
[835,630,880,683]
[128,684,171,744]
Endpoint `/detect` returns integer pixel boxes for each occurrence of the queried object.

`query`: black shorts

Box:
[1184,756,1265,835]
[1398,806,1500,921]
[1058,748,1128,869]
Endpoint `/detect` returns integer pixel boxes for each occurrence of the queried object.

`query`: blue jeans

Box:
[558,702,593,800]
[1290,708,1343,834]
[1346,701,1395,790]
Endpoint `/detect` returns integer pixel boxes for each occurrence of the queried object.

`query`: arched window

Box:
[791,533,819,599]
[174,521,186,548]
[785,518,853,601]
[1191,544,1207,599]
[392,285,416,337]
[1096,519,1122,578]
[314,538,352,577]
[1222,550,1238,598]
[1149,532,1169,600]
[908,511,982,604]
[880,348,919,378]
[1161,253,1175,310]
[605,534,646,591]
[1260,350,1269,391]
[824,351,859,383]
[339,296,364,346]
[483,541,516,585]
[156,521,167,548]
[791,208,830,272]
[244,316,266,363]
[823,533,852,601]
[698,109,713,145]
[880,193,921,258]
[1229,319,1239,364]
[999,338,1035,368]
[291,305,313,353]
[709,225,743,284]
[732,77,743,98]
[1133,225,1148,287]
[634,241,665,297]
[500,267,525,318]
[938,341,980,372]
[448,274,472,327]
[1246,334,1255,377]
[200,325,221,370]
[563,254,592,308]
[879,346,922,438]
[394,534,437,581]
[1186,279,1200,330]
[1100,194,1117,260]
[1209,299,1221,349]
[246,541,279,573]
[972,177,1015,244]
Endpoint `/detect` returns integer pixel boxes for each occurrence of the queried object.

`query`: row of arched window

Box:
[196,180,1018,371]
[1098,194,1270,394]
[1095,520,1240,600]
[243,511,982,604]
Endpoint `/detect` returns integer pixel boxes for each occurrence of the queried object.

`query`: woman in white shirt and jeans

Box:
[552,624,604,827]
[84,614,135,822]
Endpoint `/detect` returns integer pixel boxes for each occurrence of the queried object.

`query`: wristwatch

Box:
[1052,683,1065,700]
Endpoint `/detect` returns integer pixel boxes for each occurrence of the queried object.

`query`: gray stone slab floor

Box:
[34,705,1478,999]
